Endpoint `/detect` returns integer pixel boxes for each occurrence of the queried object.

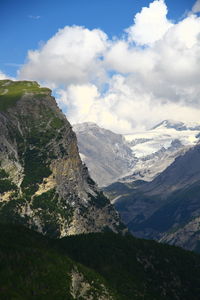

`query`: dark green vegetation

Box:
[1,224,200,300]
[0,80,50,111]
[89,190,110,208]
[31,189,74,238]
[0,224,114,300]
[0,179,16,194]
[0,168,17,193]
[18,106,64,194]
[60,232,200,300]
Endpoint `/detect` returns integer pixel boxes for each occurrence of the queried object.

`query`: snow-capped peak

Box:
[151,120,200,131]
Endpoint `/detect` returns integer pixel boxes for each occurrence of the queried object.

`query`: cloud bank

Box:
[19,0,200,133]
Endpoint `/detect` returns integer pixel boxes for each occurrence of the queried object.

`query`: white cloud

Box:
[19,1,200,132]
[126,0,173,45]
[57,74,200,133]
[19,26,108,85]
[192,0,200,13]
[57,81,133,133]
[0,71,8,80]
[105,41,156,74]
[106,13,200,107]
[0,71,15,81]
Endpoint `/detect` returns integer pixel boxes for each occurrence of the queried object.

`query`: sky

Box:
[1,0,200,133]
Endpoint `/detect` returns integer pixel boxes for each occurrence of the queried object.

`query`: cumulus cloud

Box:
[19,26,108,85]
[57,74,200,133]
[19,0,200,132]
[192,0,200,13]
[106,12,200,108]
[126,0,173,45]
[57,80,133,133]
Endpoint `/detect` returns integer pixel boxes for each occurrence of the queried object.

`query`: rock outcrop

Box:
[0,80,124,237]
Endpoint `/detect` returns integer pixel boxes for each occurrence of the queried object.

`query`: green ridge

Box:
[0,80,50,111]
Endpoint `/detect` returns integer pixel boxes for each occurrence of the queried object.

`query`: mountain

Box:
[152,119,200,131]
[72,119,200,250]
[73,122,135,187]
[105,143,200,251]
[0,80,124,237]
[1,224,200,300]
[160,215,200,251]
[1,82,200,299]
[122,121,199,182]
[74,121,199,186]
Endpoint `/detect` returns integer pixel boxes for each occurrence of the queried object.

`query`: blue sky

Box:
[1,0,200,132]
[1,0,195,77]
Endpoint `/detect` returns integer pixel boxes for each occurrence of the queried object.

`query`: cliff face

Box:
[0,80,124,238]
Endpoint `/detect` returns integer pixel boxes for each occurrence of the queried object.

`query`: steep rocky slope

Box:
[0,80,124,237]
[74,122,135,187]
[159,215,200,251]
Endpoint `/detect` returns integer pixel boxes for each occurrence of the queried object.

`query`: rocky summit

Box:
[0,80,124,238]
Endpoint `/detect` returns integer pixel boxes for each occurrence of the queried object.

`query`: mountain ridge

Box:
[74,120,199,186]
[151,119,200,131]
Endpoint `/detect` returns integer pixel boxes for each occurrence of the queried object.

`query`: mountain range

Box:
[74,120,199,186]
[1,80,200,299]
[105,143,200,251]
[75,121,200,252]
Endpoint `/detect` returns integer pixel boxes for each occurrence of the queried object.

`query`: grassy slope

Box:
[0,80,50,111]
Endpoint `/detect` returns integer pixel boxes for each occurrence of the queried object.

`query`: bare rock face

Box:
[70,267,113,300]
[159,216,200,252]
[73,122,136,187]
[0,80,124,238]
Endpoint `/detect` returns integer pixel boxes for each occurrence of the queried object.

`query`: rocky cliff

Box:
[0,80,124,238]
